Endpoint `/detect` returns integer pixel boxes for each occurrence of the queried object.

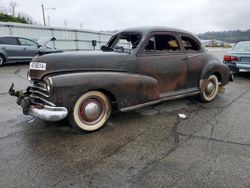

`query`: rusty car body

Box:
[9,27,232,132]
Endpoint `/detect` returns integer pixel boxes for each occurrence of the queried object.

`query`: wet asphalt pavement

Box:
[1,50,250,187]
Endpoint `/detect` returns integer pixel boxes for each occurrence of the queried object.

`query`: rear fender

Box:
[200,62,230,87]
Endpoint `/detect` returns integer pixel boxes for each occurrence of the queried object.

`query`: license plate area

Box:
[30,62,46,70]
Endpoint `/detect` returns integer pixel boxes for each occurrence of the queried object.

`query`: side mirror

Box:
[101,45,113,51]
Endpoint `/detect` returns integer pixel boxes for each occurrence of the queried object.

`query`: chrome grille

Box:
[29,81,55,106]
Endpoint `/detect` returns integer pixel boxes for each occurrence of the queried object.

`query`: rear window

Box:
[232,42,250,53]
[0,37,19,45]
[181,36,201,51]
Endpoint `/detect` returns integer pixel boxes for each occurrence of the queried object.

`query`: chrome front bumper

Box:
[9,83,68,122]
[29,105,68,122]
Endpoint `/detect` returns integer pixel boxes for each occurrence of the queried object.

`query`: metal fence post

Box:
[98,32,101,50]
[75,30,79,51]
[9,25,13,35]
[50,27,56,49]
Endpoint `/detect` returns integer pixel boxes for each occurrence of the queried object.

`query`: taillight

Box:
[223,55,239,62]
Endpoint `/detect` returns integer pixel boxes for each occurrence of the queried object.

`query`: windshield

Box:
[232,42,250,53]
[105,32,142,53]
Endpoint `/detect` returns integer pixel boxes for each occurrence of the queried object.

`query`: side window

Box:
[0,37,19,45]
[181,36,201,51]
[144,34,180,52]
[18,38,38,47]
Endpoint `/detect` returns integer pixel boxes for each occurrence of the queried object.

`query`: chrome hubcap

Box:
[206,82,214,95]
[79,98,104,125]
[84,102,102,120]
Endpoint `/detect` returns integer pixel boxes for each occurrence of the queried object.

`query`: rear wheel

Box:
[69,91,111,132]
[0,55,5,66]
[199,75,219,102]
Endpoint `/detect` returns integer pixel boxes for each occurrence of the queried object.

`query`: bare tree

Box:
[0,0,7,14]
[9,1,17,16]
[17,12,33,24]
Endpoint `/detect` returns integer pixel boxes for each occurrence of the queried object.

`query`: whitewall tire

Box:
[200,75,219,102]
[69,91,111,132]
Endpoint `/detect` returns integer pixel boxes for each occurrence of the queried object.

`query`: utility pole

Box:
[41,5,56,26]
[42,4,45,26]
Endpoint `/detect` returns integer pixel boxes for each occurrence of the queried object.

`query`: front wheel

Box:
[199,75,219,102]
[69,91,111,132]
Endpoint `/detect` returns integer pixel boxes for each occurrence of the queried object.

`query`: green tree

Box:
[0,12,28,23]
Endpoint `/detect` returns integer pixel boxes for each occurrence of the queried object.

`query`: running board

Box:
[120,90,200,112]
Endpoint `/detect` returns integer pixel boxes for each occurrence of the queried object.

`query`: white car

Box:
[0,36,56,66]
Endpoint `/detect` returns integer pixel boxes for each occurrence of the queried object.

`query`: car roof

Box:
[121,26,196,37]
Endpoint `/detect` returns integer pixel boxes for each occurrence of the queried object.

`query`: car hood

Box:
[29,51,136,80]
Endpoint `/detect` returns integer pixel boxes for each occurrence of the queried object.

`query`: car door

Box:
[137,32,189,98]
[179,34,207,88]
[0,37,25,61]
[18,38,39,59]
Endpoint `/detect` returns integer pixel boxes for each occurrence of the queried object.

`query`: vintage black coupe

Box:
[9,27,232,132]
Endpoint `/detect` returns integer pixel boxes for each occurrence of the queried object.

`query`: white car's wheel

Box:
[200,75,219,102]
[0,55,5,66]
[69,91,111,132]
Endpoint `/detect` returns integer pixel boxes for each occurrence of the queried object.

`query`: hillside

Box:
[198,30,250,43]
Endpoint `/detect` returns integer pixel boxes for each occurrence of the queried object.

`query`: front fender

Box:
[49,72,160,110]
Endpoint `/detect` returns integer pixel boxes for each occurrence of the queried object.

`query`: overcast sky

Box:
[1,0,250,34]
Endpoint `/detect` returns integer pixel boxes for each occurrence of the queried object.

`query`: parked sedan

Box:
[223,41,250,73]
[9,26,232,132]
[0,36,56,66]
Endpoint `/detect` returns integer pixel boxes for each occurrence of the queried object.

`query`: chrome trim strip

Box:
[120,90,200,112]
[29,85,48,92]
[34,82,47,88]
[29,89,49,98]
[30,94,56,106]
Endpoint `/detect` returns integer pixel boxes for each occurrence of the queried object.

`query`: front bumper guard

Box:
[9,83,68,122]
